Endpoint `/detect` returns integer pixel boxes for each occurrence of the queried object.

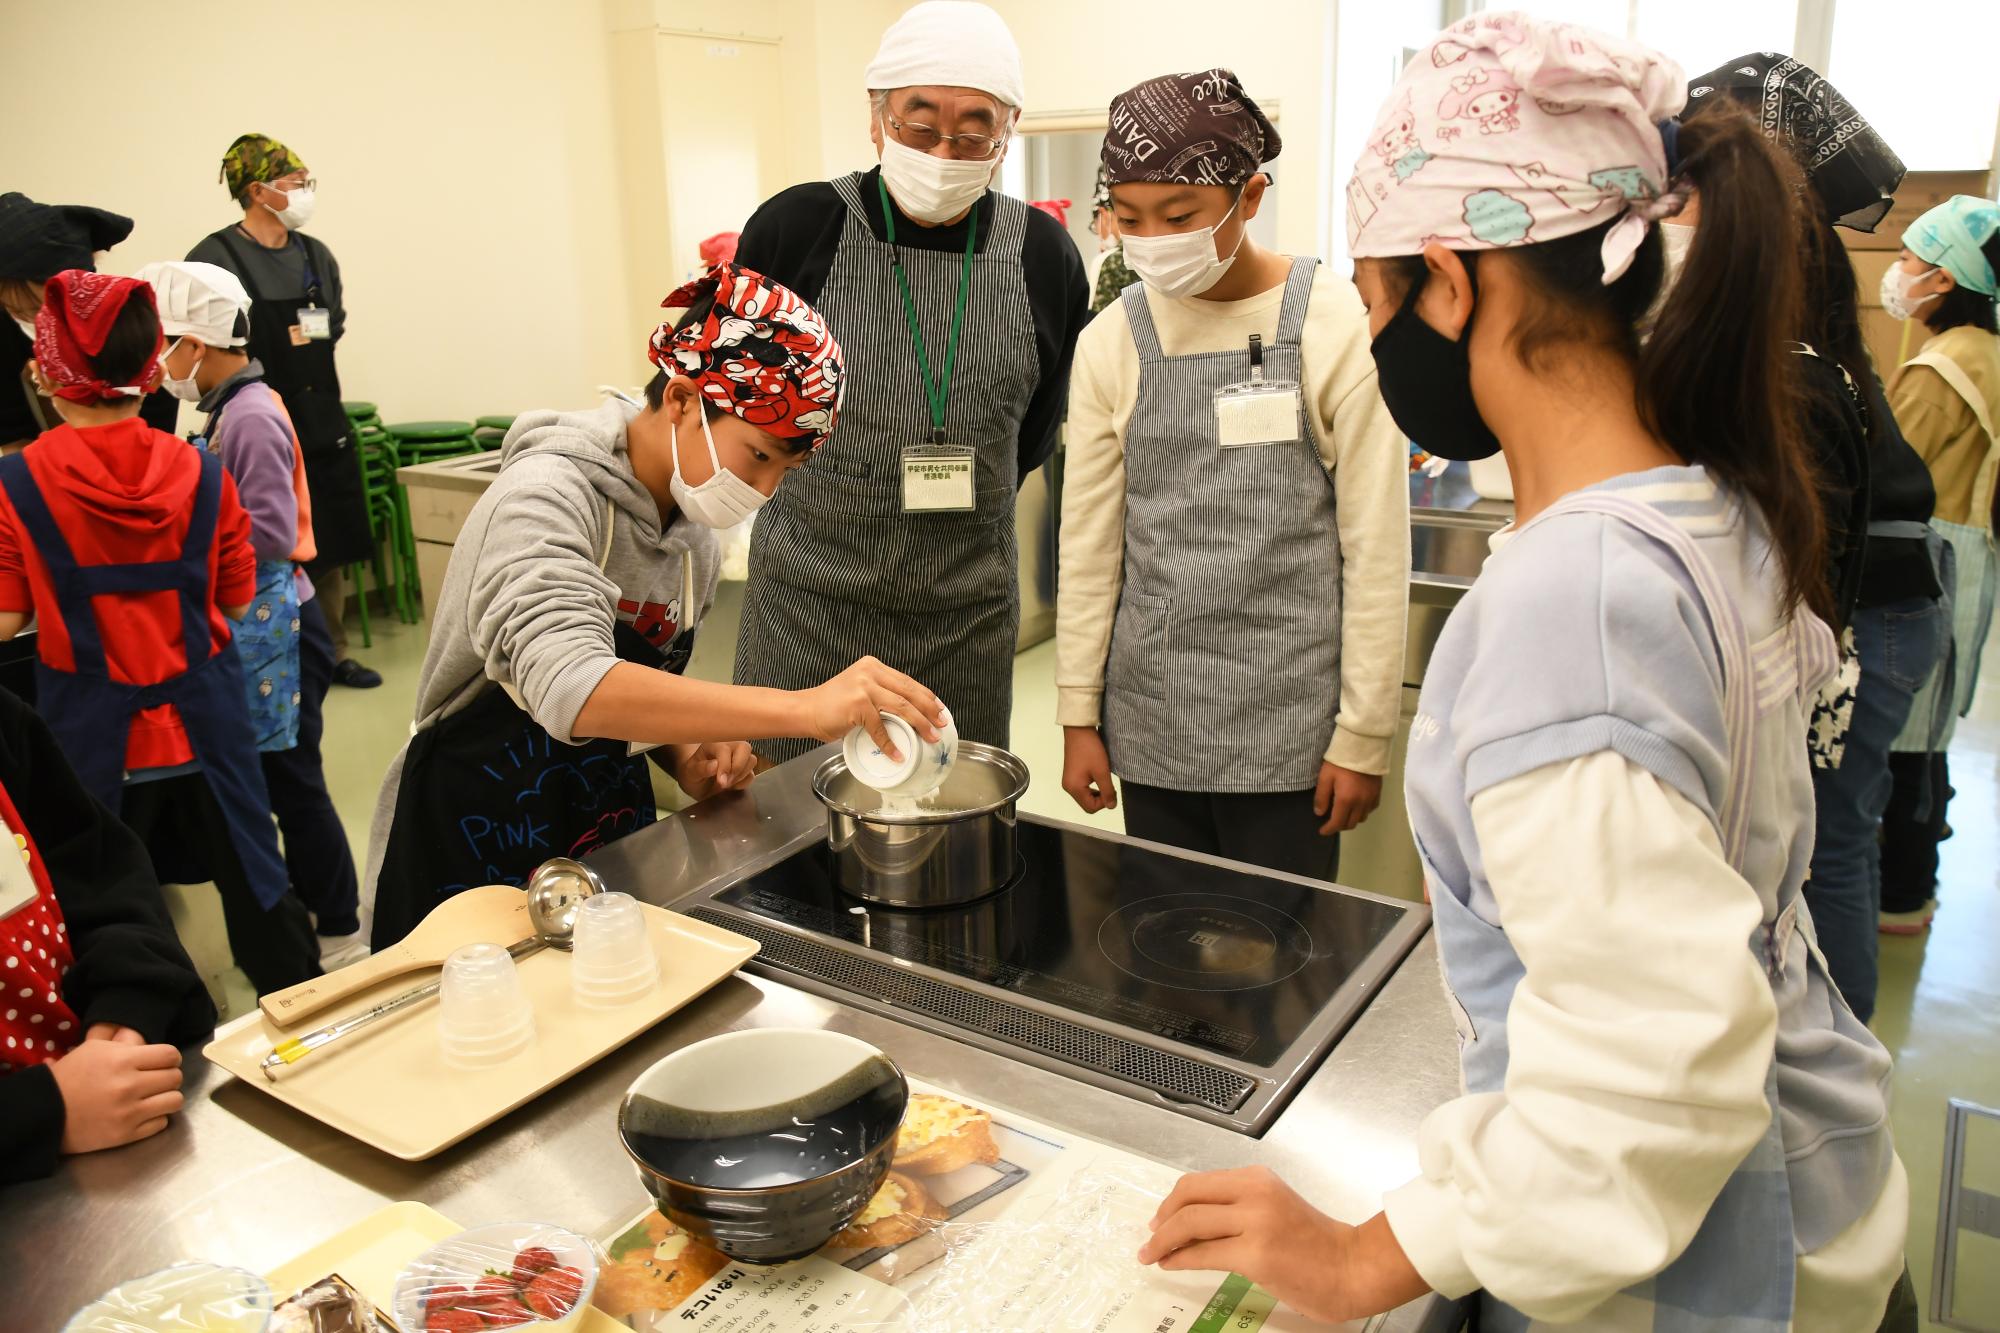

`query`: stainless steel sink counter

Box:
[0,756,1464,1333]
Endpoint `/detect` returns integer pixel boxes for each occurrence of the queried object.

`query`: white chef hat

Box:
[134,260,251,348]
[864,1,1024,110]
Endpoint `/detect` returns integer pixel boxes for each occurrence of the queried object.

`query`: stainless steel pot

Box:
[812,742,1030,909]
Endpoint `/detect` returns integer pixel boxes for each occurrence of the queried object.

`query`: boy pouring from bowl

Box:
[365,267,946,949]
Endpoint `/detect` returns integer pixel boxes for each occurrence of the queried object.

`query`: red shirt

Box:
[0,420,258,771]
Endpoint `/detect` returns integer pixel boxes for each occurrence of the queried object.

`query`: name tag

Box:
[1214,381,1303,449]
[297,306,332,341]
[0,813,39,921]
[901,444,976,512]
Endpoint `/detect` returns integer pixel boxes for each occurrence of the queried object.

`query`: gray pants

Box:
[1121,782,1338,883]
[316,566,351,659]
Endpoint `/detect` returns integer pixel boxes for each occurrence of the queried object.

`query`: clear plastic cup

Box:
[569,892,660,1007]
[436,941,535,1067]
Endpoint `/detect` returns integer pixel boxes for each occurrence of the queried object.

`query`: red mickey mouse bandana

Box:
[34,269,163,403]
[651,264,845,451]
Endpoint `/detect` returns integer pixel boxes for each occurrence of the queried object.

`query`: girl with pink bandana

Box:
[1141,13,1913,1331]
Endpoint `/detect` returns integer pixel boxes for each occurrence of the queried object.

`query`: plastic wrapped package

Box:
[269,1274,385,1333]
[62,1262,274,1333]
[390,1222,600,1333]
[850,1161,1203,1333]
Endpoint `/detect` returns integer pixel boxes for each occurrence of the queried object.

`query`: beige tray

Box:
[267,1198,625,1331]
[206,905,756,1160]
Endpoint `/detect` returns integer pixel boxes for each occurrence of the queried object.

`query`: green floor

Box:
[174,587,2000,1329]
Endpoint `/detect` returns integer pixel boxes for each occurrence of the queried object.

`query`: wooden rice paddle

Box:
[258,885,533,1026]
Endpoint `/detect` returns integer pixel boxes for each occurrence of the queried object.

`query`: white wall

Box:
[1,0,637,423]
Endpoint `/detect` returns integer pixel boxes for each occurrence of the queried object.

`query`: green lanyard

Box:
[879,175,978,445]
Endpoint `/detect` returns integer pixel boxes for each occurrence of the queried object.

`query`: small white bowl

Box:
[392,1222,598,1332]
[842,707,957,801]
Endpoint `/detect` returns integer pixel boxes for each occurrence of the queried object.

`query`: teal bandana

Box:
[1904,194,2000,298]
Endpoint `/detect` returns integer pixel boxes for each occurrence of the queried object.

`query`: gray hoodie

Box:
[362,399,721,908]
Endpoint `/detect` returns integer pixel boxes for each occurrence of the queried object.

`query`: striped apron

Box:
[1104,258,1340,792]
[734,176,1037,765]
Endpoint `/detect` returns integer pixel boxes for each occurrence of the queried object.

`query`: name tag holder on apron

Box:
[294,304,331,343]
[1214,334,1304,449]
[901,439,977,512]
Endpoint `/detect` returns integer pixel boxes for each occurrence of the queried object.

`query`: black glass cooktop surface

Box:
[717,821,1404,1067]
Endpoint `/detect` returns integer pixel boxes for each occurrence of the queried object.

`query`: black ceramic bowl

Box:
[617,1028,909,1265]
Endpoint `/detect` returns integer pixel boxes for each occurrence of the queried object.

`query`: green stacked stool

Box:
[473,413,517,451]
[384,421,482,622]
[340,402,399,643]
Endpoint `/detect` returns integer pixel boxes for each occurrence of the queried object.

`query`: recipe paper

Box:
[595,1082,1351,1333]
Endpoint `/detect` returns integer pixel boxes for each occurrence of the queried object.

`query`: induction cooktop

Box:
[679,817,1428,1135]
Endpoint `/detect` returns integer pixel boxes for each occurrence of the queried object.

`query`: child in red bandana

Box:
[0,684,214,1184]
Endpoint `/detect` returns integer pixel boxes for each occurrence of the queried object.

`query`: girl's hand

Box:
[1062,727,1118,813]
[1138,1167,1431,1324]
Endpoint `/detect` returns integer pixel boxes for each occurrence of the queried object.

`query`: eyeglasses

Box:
[265,176,316,193]
[886,115,1006,162]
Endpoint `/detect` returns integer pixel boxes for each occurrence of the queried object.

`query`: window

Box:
[1828,0,2000,170]
[1636,0,1799,80]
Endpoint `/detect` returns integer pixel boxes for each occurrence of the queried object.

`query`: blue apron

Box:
[0,445,291,908]
[191,375,304,753]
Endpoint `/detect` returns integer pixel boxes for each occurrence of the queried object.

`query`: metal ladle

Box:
[259,858,605,1079]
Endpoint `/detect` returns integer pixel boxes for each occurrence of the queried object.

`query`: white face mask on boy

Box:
[1121,190,1246,300]
[670,407,769,529]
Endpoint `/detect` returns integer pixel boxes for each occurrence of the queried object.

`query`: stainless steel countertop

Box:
[3,753,1465,1332]
[1410,459,1513,525]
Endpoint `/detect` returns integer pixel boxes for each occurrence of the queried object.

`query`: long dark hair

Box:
[1385,100,1828,621]
[1923,233,2000,335]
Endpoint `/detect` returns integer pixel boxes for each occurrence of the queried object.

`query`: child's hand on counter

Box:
[49,1037,185,1155]
[1139,1166,1430,1323]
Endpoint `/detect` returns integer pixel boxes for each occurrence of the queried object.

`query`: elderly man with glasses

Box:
[731,0,1089,764]
[189,133,380,693]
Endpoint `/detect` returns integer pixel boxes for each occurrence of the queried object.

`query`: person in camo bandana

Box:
[1140,15,1915,1331]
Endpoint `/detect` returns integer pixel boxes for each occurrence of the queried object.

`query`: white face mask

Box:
[11,315,35,341]
[159,338,204,403]
[670,407,769,529]
[1880,263,1940,322]
[263,184,316,231]
[878,131,998,225]
[1121,191,1246,300]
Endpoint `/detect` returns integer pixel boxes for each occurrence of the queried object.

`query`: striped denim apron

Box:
[1417,492,1891,1330]
[1103,258,1340,792]
[735,176,1036,764]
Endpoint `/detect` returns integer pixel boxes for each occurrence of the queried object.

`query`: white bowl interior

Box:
[626,1028,888,1116]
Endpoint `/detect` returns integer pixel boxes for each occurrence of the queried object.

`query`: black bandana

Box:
[1102,69,1280,188]
[1685,53,1904,232]
[0,193,133,282]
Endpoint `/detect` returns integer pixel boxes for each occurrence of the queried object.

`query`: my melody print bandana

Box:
[651,264,846,450]
[1348,12,1687,283]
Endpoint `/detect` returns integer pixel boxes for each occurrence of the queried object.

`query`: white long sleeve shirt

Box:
[1383,751,1906,1328]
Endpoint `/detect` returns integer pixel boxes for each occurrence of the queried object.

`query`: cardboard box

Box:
[1842,169,1993,251]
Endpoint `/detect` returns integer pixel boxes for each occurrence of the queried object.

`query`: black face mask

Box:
[1369,261,1502,462]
